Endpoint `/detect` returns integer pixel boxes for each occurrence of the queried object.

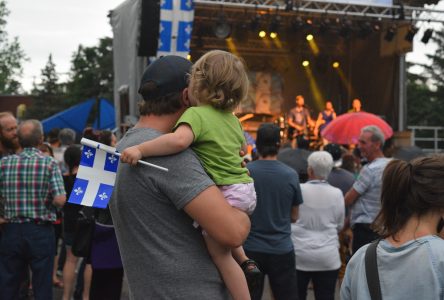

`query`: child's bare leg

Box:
[232,246,249,264]
[204,234,250,300]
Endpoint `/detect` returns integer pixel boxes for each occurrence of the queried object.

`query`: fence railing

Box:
[407,126,444,153]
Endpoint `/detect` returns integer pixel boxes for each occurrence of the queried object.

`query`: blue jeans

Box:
[245,250,299,300]
[297,269,339,300]
[0,222,55,300]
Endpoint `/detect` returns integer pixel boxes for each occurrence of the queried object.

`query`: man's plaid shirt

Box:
[0,147,66,223]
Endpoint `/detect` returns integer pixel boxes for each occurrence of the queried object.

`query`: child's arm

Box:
[120,124,194,165]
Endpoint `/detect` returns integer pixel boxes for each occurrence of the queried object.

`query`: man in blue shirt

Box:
[245,123,303,300]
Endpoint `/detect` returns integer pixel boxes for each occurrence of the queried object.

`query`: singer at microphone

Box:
[286,95,315,148]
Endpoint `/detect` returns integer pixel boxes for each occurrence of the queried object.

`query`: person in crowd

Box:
[244,123,302,300]
[120,50,258,300]
[110,55,250,299]
[348,98,362,113]
[277,137,311,183]
[53,128,76,174]
[0,119,66,300]
[341,156,444,299]
[344,125,390,254]
[89,130,124,300]
[61,144,92,300]
[287,95,314,149]
[314,101,336,139]
[38,142,64,289]
[324,143,355,284]
[291,151,344,300]
[341,153,359,177]
[47,127,61,150]
[0,112,20,158]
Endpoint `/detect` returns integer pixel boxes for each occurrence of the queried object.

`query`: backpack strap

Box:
[365,240,382,300]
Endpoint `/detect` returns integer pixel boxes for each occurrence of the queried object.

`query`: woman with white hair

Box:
[291,151,345,300]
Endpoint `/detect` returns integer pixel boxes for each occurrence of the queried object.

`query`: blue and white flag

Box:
[157,0,194,57]
[68,144,119,209]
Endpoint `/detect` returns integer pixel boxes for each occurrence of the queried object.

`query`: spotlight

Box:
[302,60,310,67]
[421,29,433,44]
[404,24,418,42]
[306,34,314,41]
[373,22,381,32]
[259,30,267,38]
[384,24,397,42]
[187,54,191,61]
[214,9,231,39]
[250,14,261,31]
[339,19,352,38]
[358,21,373,38]
[285,0,293,12]
[319,18,330,34]
[269,15,280,38]
[332,61,340,68]
[291,16,304,32]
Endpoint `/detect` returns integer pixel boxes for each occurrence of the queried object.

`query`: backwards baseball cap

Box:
[256,123,281,147]
[139,55,192,100]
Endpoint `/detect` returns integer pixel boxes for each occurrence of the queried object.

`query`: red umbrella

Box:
[321,112,393,145]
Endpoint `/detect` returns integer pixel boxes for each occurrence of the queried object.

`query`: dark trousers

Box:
[297,269,339,300]
[352,223,380,254]
[90,268,124,300]
[0,223,55,300]
[245,250,299,300]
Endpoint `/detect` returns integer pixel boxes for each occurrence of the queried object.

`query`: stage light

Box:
[404,24,418,42]
[373,22,381,32]
[291,16,304,32]
[214,8,231,39]
[187,54,191,61]
[270,32,278,39]
[306,34,314,41]
[269,14,280,39]
[302,60,310,67]
[359,21,373,38]
[339,19,352,38]
[259,30,267,38]
[384,24,397,42]
[332,61,340,68]
[421,29,433,44]
[285,0,293,12]
[319,18,330,34]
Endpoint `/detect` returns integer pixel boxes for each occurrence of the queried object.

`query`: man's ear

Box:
[182,88,191,108]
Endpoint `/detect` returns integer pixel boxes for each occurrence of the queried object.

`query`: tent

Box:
[42,98,115,134]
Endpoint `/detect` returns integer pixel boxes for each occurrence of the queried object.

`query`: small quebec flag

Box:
[67,138,168,209]
[68,139,119,209]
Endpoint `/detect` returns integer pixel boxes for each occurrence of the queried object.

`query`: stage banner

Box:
[157,0,194,58]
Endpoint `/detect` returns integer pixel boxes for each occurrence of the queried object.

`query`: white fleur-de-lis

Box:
[159,23,165,33]
[158,40,163,48]
[184,39,190,50]
[74,187,84,196]
[185,0,192,9]
[185,24,192,35]
[108,155,117,164]
[98,192,108,201]
[161,0,166,7]
[84,149,94,159]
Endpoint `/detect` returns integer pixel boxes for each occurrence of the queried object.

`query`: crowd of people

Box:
[1,50,444,300]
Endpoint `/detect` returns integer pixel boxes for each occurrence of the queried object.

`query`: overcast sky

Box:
[5,0,444,93]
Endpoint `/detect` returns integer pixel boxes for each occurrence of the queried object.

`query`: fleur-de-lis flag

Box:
[68,143,119,209]
[157,0,194,57]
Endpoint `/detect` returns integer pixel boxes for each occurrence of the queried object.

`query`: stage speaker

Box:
[138,0,160,57]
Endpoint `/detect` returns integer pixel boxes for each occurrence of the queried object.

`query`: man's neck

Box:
[259,155,277,161]
[367,151,384,162]
[135,111,184,134]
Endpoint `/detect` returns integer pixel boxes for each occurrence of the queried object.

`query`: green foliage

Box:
[26,54,66,119]
[0,0,27,94]
[66,37,113,106]
[407,26,444,126]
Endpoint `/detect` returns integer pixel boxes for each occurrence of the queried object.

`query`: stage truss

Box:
[194,0,444,23]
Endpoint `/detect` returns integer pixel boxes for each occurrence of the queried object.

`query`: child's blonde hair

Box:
[189,50,249,111]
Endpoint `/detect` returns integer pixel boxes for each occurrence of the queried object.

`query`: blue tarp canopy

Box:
[93,99,116,130]
[42,98,115,134]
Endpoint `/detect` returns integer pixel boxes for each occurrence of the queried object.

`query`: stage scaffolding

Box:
[194,0,444,23]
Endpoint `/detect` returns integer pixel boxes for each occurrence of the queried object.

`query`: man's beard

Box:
[1,136,19,152]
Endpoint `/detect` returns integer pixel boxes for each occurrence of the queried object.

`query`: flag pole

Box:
[80,138,169,172]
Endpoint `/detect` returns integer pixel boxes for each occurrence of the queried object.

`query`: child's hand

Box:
[120,146,143,166]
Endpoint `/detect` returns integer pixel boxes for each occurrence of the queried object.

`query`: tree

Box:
[26,54,66,120]
[407,25,444,126]
[66,37,113,106]
[0,0,27,94]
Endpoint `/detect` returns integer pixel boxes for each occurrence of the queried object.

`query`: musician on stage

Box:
[314,101,337,138]
[348,98,362,113]
[287,95,314,148]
